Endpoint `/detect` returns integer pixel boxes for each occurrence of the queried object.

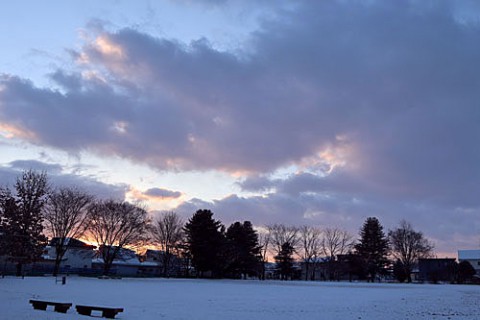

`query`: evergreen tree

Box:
[354,217,389,282]
[457,261,476,284]
[0,170,49,276]
[184,209,226,277]
[275,242,295,280]
[225,221,262,278]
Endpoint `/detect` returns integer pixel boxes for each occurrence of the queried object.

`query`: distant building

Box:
[92,246,159,277]
[458,250,480,276]
[418,258,456,283]
[42,238,96,270]
[14,237,97,275]
[299,257,329,281]
[144,249,191,277]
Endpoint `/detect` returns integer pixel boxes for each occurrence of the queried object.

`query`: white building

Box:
[458,250,480,275]
[43,238,96,271]
[92,246,160,276]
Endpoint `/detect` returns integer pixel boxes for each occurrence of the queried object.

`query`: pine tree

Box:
[275,242,295,280]
[0,170,49,276]
[184,209,226,277]
[225,221,261,278]
[457,261,476,284]
[354,217,389,282]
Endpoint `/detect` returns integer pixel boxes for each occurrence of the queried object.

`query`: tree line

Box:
[0,170,475,283]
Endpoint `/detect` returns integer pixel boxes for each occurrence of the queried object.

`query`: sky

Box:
[1,0,479,256]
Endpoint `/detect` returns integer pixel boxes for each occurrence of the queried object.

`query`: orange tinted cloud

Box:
[0,123,36,140]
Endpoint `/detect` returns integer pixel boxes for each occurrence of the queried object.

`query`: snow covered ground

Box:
[1,276,479,319]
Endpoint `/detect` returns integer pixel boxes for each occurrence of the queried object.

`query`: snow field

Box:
[1,276,479,319]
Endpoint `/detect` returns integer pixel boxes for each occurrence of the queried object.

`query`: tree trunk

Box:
[162,251,171,277]
[16,262,22,277]
[103,258,113,276]
[53,260,60,277]
[53,245,66,277]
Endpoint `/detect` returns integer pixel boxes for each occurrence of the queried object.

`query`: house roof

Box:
[458,250,480,260]
[49,237,94,249]
[92,258,158,267]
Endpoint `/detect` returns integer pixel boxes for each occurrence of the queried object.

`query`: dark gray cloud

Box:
[1,1,479,253]
[144,187,182,199]
[0,160,127,200]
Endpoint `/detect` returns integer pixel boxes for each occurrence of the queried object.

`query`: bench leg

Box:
[102,310,117,319]
[77,308,92,316]
[32,302,47,310]
[54,305,70,313]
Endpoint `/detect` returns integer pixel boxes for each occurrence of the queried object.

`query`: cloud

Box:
[1,1,480,253]
[0,160,127,200]
[144,187,182,199]
[8,159,63,174]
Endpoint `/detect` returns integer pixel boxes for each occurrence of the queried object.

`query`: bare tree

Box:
[267,224,299,258]
[86,200,150,275]
[299,225,322,280]
[322,228,354,258]
[388,220,434,283]
[43,187,93,276]
[150,211,184,277]
[257,229,270,280]
[322,228,354,280]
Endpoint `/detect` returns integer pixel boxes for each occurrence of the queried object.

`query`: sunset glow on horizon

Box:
[1,0,479,257]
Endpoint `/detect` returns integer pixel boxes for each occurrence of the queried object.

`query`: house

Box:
[15,237,97,275]
[418,258,456,283]
[458,250,480,276]
[42,237,96,270]
[299,257,329,281]
[144,249,187,277]
[92,246,159,277]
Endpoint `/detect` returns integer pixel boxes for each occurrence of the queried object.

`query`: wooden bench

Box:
[29,299,72,313]
[76,305,124,319]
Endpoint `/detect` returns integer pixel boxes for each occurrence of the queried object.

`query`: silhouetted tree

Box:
[388,220,434,282]
[322,227,354,280]
[0,170,49,276]
[184,209,225,277]
[343,252,367,281]
[225,221,262,278]
[355,217,389,282]
[258,229,270,280]
[275,242,295,280]
[299,225,321,280]
[43,187,93,276]
[150,211,184,277]
[457,260,476,284]
[393,259,408,283]
[268,224,299,258]
[86,200,150,275]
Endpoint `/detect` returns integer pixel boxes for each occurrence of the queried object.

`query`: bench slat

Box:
[76,305,124,319]
[29,300,72,313]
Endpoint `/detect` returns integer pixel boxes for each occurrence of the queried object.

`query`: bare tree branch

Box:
[86,199,151,275]
[43,187,93,276]
[150,211,184,276]
[389,220,434,283]
[299,225,322,280]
